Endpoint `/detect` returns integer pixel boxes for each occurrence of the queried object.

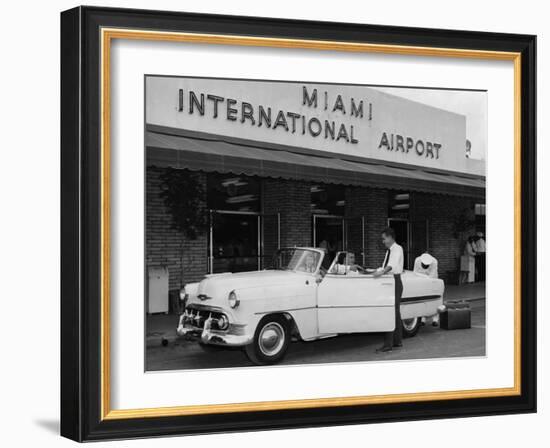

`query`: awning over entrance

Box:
[146,129,485,198]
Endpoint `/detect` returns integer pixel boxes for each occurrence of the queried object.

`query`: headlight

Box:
[217,314,229,330]
[228,290,239,308]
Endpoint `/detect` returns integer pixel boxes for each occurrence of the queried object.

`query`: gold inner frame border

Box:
[99,27,522,421]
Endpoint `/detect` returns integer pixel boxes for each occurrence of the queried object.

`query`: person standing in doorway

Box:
[374,227,404,353]
[475,232,486,281]
[461,236,477,284]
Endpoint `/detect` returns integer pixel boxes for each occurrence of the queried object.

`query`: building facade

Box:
[145,77,485,293]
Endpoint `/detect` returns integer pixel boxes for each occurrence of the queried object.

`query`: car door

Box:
[400,272,444,319]
[316,273,396,334]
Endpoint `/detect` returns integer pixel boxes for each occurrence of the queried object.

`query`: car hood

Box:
[188,270,305,307]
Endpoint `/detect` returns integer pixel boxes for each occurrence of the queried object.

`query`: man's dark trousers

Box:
[383,274,403,348]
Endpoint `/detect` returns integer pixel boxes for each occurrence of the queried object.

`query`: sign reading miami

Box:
[177,86,371,144]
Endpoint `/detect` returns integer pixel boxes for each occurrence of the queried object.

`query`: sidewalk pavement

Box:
[444,281,486,302]
[147,313,180,346]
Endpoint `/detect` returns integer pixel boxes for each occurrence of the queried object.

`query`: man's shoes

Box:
[376,346,392,353]
[393,343,403,348]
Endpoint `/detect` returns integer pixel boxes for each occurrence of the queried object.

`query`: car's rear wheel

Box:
[245,315,290,365]
[402,317,422,338]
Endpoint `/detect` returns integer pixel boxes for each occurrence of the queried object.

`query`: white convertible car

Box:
[177,247,444,365]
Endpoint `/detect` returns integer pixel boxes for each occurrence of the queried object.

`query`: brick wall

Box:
[344,187,389,267]
[146,167,478,287]
[262,178,312,250]
[146,167,208,290]
[147,172,313,288]
[412,192,476,279]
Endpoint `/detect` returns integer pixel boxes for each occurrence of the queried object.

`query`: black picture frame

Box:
[61,6,536,442]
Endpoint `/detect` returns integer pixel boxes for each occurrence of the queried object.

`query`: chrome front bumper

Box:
[176,313,252,347]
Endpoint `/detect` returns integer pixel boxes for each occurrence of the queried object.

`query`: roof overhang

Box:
[146,126,485,199]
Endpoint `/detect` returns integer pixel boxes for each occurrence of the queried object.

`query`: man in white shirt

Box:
[374,227,404,353]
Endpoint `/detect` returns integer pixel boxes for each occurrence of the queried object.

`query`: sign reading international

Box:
[146,77,475,174]
[180,86,367,145]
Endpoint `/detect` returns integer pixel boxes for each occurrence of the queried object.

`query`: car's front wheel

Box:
[245,315,290,365]
[402,317,422,338]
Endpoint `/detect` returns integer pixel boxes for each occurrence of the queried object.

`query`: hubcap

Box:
[402,317,419,332]
[258,322,285,356]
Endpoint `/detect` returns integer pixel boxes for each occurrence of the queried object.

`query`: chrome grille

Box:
[182,306,226,330]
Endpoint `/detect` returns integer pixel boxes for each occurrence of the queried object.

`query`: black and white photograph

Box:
[144,76,487,370]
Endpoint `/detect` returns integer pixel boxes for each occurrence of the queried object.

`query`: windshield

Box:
[271,248,322,273]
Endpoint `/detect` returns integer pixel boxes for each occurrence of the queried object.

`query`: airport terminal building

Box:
[145,76,485,292]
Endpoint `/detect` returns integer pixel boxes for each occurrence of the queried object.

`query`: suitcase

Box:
[440,300,471,330]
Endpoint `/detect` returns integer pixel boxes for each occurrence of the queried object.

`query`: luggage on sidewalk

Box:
[440,300,471,330]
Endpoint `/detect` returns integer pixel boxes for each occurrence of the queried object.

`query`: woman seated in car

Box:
[331,252,363,275]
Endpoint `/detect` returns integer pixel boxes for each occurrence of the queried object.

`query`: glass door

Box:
[410,218,429,265]
[260,213,281,269]
[387,217,411,269]
[209,210,260,274]
[209,210,280,273]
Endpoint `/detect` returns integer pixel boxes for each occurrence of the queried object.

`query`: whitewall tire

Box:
[245,315,290,365]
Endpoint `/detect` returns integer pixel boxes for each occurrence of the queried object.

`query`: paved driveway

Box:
[145,299,485,371]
